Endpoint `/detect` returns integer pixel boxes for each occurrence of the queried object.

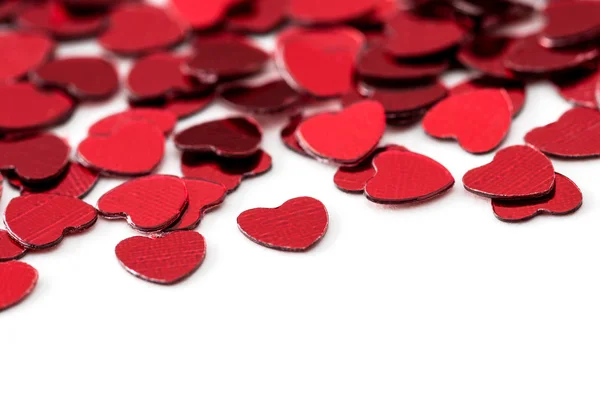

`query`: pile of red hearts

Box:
[1,0,600,312]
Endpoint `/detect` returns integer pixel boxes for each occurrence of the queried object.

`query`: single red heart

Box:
[552,68,599,109]
[492,173,582,222]
[287,0,377,24]
[5,194,98,249]
[17,162,99,199]
[365,150,454,203]
[219,79,302,114]
[31,57,119,101]
[423,88,513,154]
[462,145,556,199]
[275,27,365,98]
[457,35,516,80]
[0,31,53,82]
[297,100,386,164]
[525,107,600,158]
[181,150,272,191]
[0,261,38,311]
[99,4,187,56]
[280,114,310,157]
[97,175,188,232]
[540,1,600,48]
[450,77,526,116]
[77,119,165,176]
[237,196,328,251]
[115,231,206,285]
[0,83,74,132]
[168,178,226,231]
[89,108,177,137]
[226,0,286,34]
[169,0,243,30]
[174,116,262,158]
[0,230,27,261]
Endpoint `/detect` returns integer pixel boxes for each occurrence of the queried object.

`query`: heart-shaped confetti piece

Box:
[219,79,302,114]
[5,194,98,249]
[0,31,53,82]
[0,261,38,311]
[540,1,600,48]
[237,196,328,251]
[552,68,599,109]
[280,114,309,157]
[463,145,555,200]
[226,0,286,34]
[170,0,242,30]
[168,179,226,231]
[115,231,206,284]
[450,77,526,116]
[141,95,215,120]
[0,230,27,261]
[288,0,377,24]
[17,162,99,199]
[457,35,516,80]
[89,109,177,137]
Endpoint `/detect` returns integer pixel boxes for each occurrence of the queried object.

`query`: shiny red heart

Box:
[168,178,226,231]
[462,145,556,199]
[97,175,188,232]
[0,261,38,311]
[17,162,99,199]
[77,119,165,176]
[5,194,98,249]
[525,107,600,158]
[89,108,177,137]
[0,230,27,261]
[552,68,599,109]
[288,0,377,24]
[540,1,600,48]
[492,173,582,222]
[115,231,206,284]
[226,0,286,34]
[0,31,53,82]
[275,27,365,98]
[297,100,386,164]
[457,35,516,80]
[219,79,302,114]
[237,197,328,251]
[450,77,526,116]
[169,0,242,30]
[365,150,454,203]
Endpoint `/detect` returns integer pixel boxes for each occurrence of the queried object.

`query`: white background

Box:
[2,1,600,399]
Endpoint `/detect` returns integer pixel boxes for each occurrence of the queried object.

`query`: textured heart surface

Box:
[18,162,99,199]
[0,261,38,311]
[89,109,177,137]
[297,100,386,164]
[77,119,165,176]
[115,231,206,284]
[168,179,226,231]
[288,0,377,24]
[365,150,454,203]
[237,197,328,251]
[450,78,526,116]
[463,145,555,199]
[525,107,600,158]
[540,1,600,47]
[98,175,188,232]
[423,88,513,153]
[5,194,98,249]
[0,31,53,82]
[0,230,26,261]
[492,173,582,222]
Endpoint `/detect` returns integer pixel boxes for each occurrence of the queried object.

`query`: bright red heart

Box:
[18,162,99,199]
[237,197,328,251]
[77,119,165,176]
[462,145,556,200]
[168,179,226,231]
[450,78,526,116]
[275,27,365,98]
[97,175,188,232]
[219,79,302,114]
[0,31,53,82]
[169,0,242,30]
[0,230,27,261]
[525,107,600,158]
[89,108,177,137]
[540,1,600,48]
[423,88,513,154]
[296,100,386,164]
[365,150,454,203]
[0,261,38,311]
[553,68,599,109]
[456,35,516,80]
[115,231,206,284]
[288,0,377,24]
[226,0,286,34]
[492,173,582,222]
[5,194,98,249]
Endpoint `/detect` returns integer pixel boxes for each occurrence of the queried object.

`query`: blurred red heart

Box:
[89,109,177,137]
[226,0,286,33]
[540,1,600,48]
[0,261,38,311]
[0,230,27,261]
[288,0,377,24]
[170,0,243,30]
[0,31,53,82]
[552,68,599,109]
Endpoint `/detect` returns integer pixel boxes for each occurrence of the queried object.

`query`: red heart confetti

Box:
[280,114,309,157]
[450,77,526,116]
[174,116,262,158]
[97,174,188,232]
[0,261,38,311]
[492,173,582,222]
[552,68,599,109]
[169,0,242,30]
[115,231,206,284]
[237,196,328,251]
[462,145,556,200]
[219,79,302,114]
[0,31,54,82]
[16,162,99,199]
[540,1,600,48]
[297,100,386,164]
[89,108,177,137]
[5,194,97,249]
[525,107,600,158]
[149,95,215,120]
[168,179,226,231]
[0,230,27,261]
[31,57,119,101]
[77,119,164,176]
[287,0,377,24]
[226,0,286,34]
[457,35,516,80]
[423,88,513,154]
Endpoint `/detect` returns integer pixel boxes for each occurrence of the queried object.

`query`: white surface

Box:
[3,6,600,400]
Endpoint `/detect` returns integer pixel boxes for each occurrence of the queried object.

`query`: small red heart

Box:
[0,261,38,311]
[31,57,119,101]
[169,0,242,30]
[288,0,377,24]
[97,175,188,232]
[226,0,286,34]
[237,196,328,251]
[5,193,98,249]
[297,100,386,164]
[365,150,454,203]
[168,178,226,231]
[18,162,99,199]
[449,78,526,117]
[99,4,187,56]
[89,108,177,137]
[174,116,262,158]
[423,88,513,154]
[492,173,582,222]
[115,231,206,285]
[219,79,302,114]
[0,230,27,261]
[552,68,599,109]
[181,150,272,191]
[540,1,600,48]
[77,119,165,176]
[457,35,516,80]
[0,31,53,82]
[275,27,365,98]
[525,107,600,158]
[462,145,555,200]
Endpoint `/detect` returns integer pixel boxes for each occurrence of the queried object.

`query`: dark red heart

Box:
[540,1,600,48]
[450,77,526,116]
[237,197,328,251]
[219,79,302,114]
[135,95,214,120]
[0,230,27,261]
[280,114,310,157]
[552,68,599,109]
[457,35,517,80]
[226,0,286,33]
[0,31,53,82]
[169,0,242,30]
[17,162,99,199]
[115,231,206,284]
[0,261,38,311]
[287,0,377,24]
[89,108,177,137]
[167,179,226,231]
